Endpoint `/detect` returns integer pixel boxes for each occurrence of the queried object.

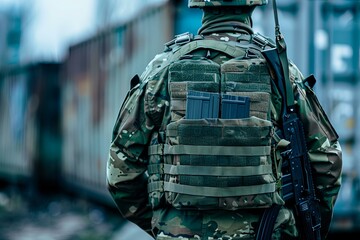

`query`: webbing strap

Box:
[164,182,275,197]
[164,164,272,176]
[164,144,270,156]
[166,129,178,137]
[170,39,246,62]
[147,163,163,175]
[167,126,271,139]
[169,99,186,111]
[148,144,164,155]
[272,0,294,109]
[148,181,163,193]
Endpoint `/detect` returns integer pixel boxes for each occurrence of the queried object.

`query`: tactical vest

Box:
[147,33,284,210]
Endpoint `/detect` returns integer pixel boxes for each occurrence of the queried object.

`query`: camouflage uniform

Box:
[107,4,342,240]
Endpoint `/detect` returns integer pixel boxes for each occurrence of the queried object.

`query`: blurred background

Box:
[0,0,359,239]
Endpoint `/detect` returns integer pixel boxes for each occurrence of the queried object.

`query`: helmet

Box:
[188,0,268,8]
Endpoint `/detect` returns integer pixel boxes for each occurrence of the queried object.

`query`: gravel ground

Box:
[0,186,153,240]
[0,185,355,240]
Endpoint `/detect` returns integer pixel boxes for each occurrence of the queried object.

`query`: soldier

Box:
[107,0,342,239]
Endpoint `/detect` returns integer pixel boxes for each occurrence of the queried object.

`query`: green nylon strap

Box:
[147,163,163,175]
[148,144,164,155]
[164,144,270,156]
[164,164,272,176]
[169,99,186,111]
[272,0,295,108]
[166,129,178,137]
[277,39,294,108]
[170,39,246,62]
[164,182,276,197]
[273,0,294,108]
[148,181,163,193]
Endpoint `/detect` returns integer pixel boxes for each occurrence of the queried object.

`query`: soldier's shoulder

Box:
[289,61,305,84]
[140,50,173,81]
[140,32,199,80]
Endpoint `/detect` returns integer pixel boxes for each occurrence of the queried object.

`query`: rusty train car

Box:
[0,63,62,190]
[0,1,174,201]
[0,0,360,233]
[60,1,174,204]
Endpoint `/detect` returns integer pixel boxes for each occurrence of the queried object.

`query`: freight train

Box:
[0,1,174,205]
[0,0,359,233]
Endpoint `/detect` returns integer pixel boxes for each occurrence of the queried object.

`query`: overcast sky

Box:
[0,0,165,62]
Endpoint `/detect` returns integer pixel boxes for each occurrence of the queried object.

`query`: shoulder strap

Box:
[169,39,247,62]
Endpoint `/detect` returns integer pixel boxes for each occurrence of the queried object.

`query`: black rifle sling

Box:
[256,204,282,240]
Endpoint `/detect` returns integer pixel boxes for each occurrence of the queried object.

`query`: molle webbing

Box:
[147,131,165,209]
[147,144,164,175]
[168,57,272,122]
[148,181,163,193]
[222,82,270,93]
[167,39,249,121]
[164,182,275,198]
[166,118,272,146]
[147,163,163,175]
[148,144,163,155]
[221,58,270,87]
[163,118,276,200]
[164,163,272,176]
[169,82,219,98]
[221,58,272,120]
[166,155,263,167]
[169,58,220,82]
[164,145,270,156]
[169,59,220,120]
[147,36,283,210]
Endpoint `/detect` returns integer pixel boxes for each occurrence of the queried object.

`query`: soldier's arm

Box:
[290,64,342,238]
[107,152,152,233]
[107,83,154,234]
[107,52,170,235]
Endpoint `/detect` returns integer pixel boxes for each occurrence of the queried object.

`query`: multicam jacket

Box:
[107,21,342,240]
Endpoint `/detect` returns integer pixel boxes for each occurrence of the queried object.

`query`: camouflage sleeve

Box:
[107,52,170,236]
[290,63,342,238]
[107,82,153,234]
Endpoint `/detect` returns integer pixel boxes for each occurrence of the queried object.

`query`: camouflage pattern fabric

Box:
[150,207,297,239]
[188,0,268,8]
[107,12,342,240]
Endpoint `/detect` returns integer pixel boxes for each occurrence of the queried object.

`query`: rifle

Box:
[257,0,321,239]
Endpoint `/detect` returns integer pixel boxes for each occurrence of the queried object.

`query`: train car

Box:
[314,1,360,233]
[60,1,174,205]
[0,62,62,190]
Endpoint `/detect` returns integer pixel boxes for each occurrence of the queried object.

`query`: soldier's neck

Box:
[198,8,254,36]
